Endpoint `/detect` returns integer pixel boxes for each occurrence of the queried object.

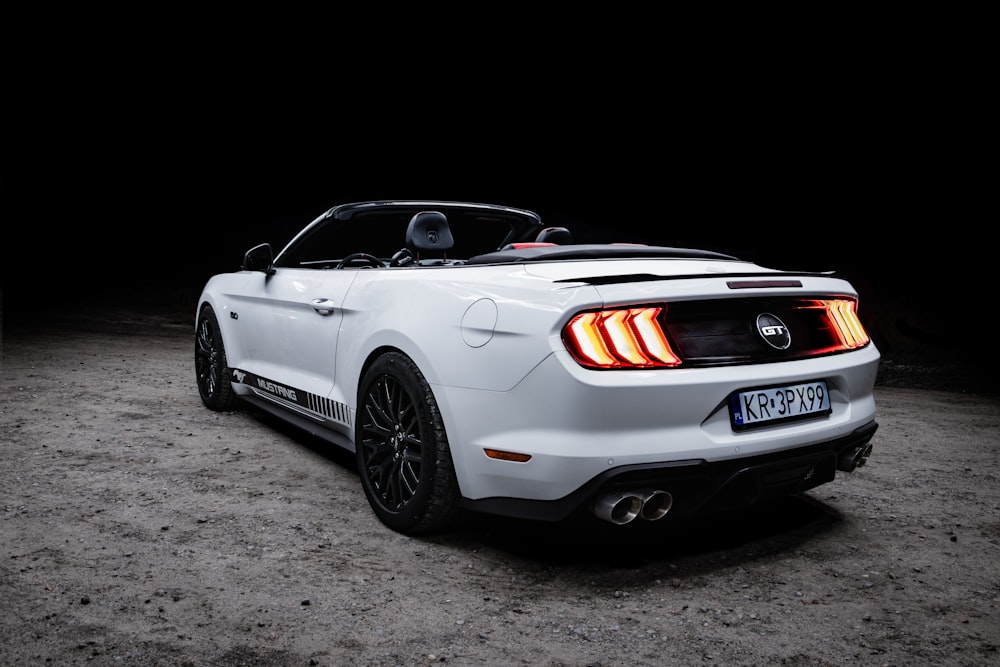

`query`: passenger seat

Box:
[534,226,573,244]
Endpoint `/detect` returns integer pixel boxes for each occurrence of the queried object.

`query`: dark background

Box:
[3,133,976,294]
[1,53,991,393]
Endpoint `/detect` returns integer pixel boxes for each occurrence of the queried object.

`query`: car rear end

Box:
[437,259,880,526]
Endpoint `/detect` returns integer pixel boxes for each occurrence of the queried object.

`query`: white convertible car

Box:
[195,200,880,535]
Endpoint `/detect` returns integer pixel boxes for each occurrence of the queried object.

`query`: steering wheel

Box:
[336,253,384,269]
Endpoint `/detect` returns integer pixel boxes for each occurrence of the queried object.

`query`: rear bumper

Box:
[460,420,878,523]
[439,345,880,504]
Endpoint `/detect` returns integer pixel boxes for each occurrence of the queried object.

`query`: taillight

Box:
[822,299,870,349]
[563,306,681,369]
[795,298,871,351]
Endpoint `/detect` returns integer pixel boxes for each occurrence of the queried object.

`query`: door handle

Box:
[311,298,336,316]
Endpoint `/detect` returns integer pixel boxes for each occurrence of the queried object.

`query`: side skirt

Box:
[238,392,356,453]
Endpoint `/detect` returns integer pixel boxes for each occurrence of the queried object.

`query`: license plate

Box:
[729,380,831,430]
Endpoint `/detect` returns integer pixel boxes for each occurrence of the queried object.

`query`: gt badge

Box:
[756,313,791,350]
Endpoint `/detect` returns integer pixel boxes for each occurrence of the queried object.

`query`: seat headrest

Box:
[535,226,573,244]
[406,211,454,255]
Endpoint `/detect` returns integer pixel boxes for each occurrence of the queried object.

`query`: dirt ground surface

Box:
[2,303,999,667]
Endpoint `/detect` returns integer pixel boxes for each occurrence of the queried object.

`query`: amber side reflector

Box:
[484,449,532,463]
[563,306,682,369]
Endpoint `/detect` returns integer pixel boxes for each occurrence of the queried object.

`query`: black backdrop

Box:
[2,125,986,392]
[2,145,969,302]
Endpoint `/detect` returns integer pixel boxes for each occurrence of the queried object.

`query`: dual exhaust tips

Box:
[592,489,673,525]
[837,443,874,473]
[594,443,876,525]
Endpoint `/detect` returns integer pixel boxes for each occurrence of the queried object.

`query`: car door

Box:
[233,267,357,404]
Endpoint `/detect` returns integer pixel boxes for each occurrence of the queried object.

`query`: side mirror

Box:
[241,243,275,274]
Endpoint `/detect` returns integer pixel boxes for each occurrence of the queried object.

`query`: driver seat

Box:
[405,211,454,264]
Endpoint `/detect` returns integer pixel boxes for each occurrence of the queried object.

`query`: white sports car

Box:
[195,200,880,535]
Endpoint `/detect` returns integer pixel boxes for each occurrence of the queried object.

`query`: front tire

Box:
[356,352,461,535]
[195,304,238,411]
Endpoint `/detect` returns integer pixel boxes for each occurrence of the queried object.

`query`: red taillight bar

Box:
[564,306,681,369]
[823,299,870,349]
[564,299,871,369]
[795,298,871,350]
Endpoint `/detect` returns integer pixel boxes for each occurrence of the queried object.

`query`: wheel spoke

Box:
[398,457,420,497]
[364,383,395,431]
[372,451,399,506]
[195,323,211,355]
[386,458,405,508]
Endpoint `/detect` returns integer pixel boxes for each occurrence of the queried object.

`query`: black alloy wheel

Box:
[195,304,237,411]
[356,352,460,534]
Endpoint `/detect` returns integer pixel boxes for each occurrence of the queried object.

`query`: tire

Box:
[356,352,461,535]
[195,304,238,411]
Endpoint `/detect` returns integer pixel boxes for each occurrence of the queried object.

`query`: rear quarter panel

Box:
[331,265,601,402]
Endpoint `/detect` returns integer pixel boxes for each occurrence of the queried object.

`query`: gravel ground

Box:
[1,305,998,666]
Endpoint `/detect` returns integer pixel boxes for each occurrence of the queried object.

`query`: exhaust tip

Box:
[592,489,675,524]
[855,443,873,468]
[592,491,642,525]
[638,489,673,521]
[838,443,874,472]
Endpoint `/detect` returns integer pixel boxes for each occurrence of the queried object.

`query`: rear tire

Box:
[356,352,461,534]
[195,304,238,411]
